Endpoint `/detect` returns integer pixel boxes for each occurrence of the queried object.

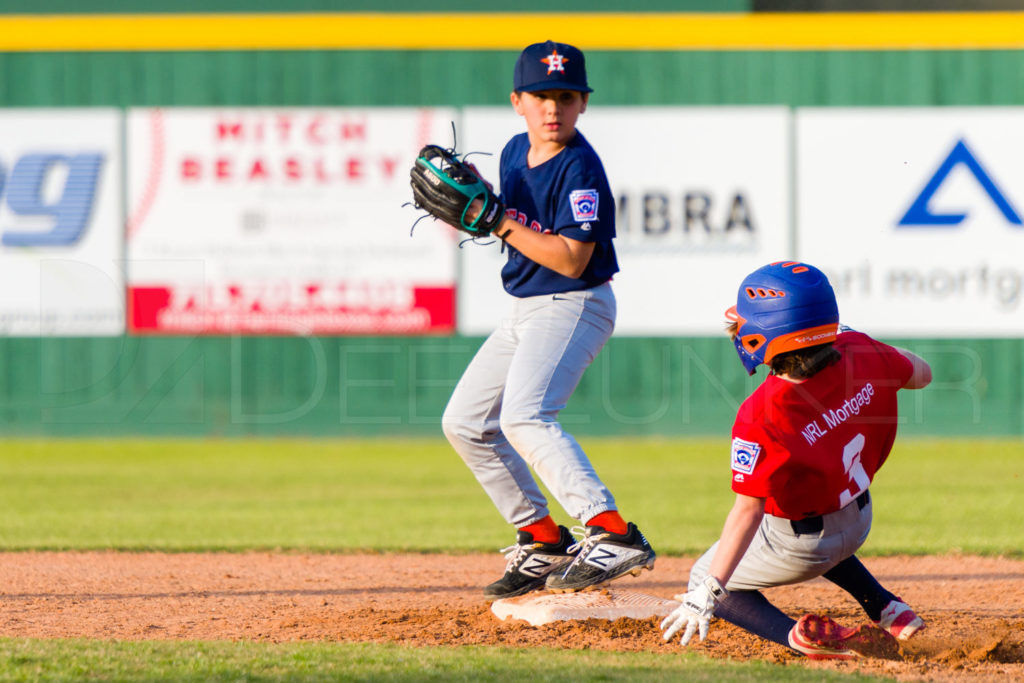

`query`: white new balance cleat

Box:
[544,522,655,593]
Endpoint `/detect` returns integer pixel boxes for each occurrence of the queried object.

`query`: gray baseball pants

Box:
[442,281,617,528]
[688,493,873,591]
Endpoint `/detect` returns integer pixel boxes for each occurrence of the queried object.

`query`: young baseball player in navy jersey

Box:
[441,40,655,600]
[661,261,931,660]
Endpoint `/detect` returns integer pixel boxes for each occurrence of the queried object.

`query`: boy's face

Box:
[511,89,588,146]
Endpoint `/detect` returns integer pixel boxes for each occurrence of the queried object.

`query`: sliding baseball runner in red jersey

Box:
[661,261,931,659]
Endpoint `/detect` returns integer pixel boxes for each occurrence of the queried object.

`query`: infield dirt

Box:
[1,552,1022,681]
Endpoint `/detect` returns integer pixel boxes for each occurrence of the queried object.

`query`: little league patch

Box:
[731,437,762,475]
[569,189,599,221]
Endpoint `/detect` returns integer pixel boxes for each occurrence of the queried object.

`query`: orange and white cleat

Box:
[788,613,900,660]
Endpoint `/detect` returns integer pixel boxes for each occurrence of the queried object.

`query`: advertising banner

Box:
[797,108,1024,337]
[0,109,123,336]
[126,107,458,335]
[459,107,792,335]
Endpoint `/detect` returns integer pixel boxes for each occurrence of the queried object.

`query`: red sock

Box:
[519,516,560,544]
[586,511,627,535]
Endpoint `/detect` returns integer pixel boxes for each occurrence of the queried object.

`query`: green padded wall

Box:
[4,50,1024,108]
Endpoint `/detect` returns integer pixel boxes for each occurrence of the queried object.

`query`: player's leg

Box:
[443,323,578,599]
[689,540,896,659]
[442,323,549,527]
[686,541,796,646]
[497,282,618,524]
[824,555,897,617]
[686,500,879,657]
[824,555,925,640]
[806,492,924,639]
[714,589,796,647]
[497,283,654,590]
[817,492,924,639]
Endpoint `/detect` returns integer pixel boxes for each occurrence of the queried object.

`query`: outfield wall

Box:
[1,9,1023,437]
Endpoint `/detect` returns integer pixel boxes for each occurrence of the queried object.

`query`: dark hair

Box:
[769,345,840,380]
[726,321,840,380]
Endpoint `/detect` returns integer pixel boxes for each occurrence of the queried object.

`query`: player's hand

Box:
[463,161,494,191]
[660,576,728,646]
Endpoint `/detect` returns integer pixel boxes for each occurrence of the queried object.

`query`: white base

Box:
[491,589,680,627]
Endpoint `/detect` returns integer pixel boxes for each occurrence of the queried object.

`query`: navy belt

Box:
[790,490,870,535]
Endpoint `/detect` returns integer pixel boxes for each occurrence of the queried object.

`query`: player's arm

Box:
[894,347,932,390]
[495,219,595,279]
[707,493,766,587]
[661,492,765,645]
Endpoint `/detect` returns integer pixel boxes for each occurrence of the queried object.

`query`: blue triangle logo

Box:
[898,139,1022,227]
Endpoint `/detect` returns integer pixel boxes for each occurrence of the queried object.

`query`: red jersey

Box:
[730,331,914,520]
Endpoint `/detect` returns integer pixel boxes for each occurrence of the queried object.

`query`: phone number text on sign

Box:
[129,281,453,335]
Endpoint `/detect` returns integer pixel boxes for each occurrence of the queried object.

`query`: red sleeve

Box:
[729,394,774,498]
[843,331,913,388]
[879,342,914,388]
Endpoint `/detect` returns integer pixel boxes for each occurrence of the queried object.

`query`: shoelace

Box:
[498,525,580,573]
[561,525,608,571]
[498,542,532,572]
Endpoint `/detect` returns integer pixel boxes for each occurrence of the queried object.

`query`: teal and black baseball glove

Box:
[409,144,505,238]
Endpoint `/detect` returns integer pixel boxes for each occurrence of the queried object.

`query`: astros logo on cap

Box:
[541,49,568,74]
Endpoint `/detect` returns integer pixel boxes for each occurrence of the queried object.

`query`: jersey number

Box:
[839,433,870,508]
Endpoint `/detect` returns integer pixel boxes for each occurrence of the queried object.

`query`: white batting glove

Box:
[660,575,728,646]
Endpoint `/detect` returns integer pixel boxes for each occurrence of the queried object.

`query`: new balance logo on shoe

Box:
[518,554,558,577]
[483,525,576,600]
[582,545,647,570]
[545,522,656,593]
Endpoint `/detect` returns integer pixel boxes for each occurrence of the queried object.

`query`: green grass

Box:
[0,639,894,682]
[0,437,1018,555]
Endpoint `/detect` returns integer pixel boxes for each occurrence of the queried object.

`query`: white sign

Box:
[459,107,792,335]
[0,109,123,336]
[797,108,1024,336]
[126,107,458,335]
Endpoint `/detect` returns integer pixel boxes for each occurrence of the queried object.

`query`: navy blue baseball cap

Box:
[513,40,593,93]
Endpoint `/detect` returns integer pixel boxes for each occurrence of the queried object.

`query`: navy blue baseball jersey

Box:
[498,131,619,297]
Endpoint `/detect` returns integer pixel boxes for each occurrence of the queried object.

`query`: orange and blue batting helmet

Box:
[725,261,839,375]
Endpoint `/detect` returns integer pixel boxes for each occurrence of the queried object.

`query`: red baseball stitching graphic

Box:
[125,108,164,241]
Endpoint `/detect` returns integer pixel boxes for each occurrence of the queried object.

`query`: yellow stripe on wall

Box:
[2,12,1024,52]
